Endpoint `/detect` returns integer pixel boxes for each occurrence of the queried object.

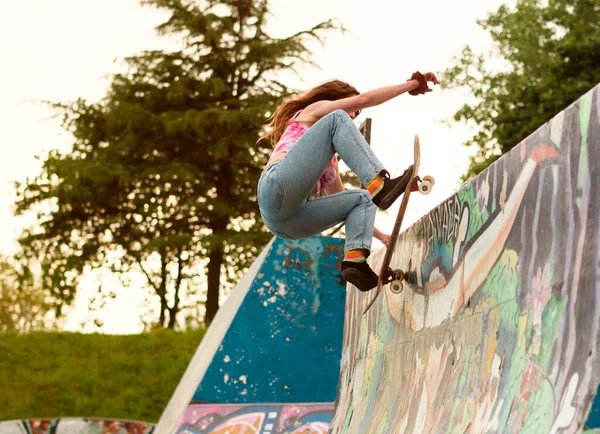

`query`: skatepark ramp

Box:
[3,86,600,433]
[156,236,347,433]
[330,85,600,432]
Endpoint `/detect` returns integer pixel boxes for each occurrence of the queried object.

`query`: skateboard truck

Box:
[380,267,405,294]
[389,270,405,294]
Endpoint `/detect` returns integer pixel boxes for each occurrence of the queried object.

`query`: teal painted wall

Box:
[194,236,346,404]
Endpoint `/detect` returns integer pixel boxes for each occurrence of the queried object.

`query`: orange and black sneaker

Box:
[341,261,379,292]
[371,166,414,211]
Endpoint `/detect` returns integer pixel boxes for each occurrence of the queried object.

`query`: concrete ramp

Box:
[331,85,600,433]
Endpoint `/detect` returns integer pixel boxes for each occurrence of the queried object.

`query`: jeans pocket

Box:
[258,172,284,214]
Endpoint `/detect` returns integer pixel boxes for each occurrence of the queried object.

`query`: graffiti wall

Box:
[0,418,154,434]
[0,404,334,434]
[176,403,333,433]
[331,85,600,433]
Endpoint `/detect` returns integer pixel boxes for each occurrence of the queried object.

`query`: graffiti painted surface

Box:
[193,237,346,404]
[175,403,332,433]
[0,418,154,434]
[331,85,600,433]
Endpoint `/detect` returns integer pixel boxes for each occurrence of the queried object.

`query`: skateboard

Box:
[362,135,434,315]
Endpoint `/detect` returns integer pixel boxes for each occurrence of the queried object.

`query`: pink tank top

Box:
[271,111,337,194]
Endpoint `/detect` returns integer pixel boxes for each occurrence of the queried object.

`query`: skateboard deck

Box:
[362,135,433,315]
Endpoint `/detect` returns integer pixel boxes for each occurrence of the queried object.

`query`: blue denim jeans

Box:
[257,110,384,253]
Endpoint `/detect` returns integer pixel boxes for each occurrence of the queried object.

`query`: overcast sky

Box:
[0,0,512,333]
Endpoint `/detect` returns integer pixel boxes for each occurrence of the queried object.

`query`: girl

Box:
[257,71,439,291]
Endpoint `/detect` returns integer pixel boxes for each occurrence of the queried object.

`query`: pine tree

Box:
[16,0,337,326]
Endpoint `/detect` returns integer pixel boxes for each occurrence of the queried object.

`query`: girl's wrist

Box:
[407,71,429,95]
[407,79,420,89]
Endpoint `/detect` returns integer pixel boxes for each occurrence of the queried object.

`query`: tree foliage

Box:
[443,0,600,181]
[15,0,337,327]
[0,257,55,333]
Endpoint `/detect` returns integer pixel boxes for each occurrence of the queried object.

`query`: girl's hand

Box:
[373,226,391,248]
[408,71,439,95]
[423,72,439,85]
[379,233,392,249]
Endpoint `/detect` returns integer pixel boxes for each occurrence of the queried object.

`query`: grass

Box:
[0,328,205,423]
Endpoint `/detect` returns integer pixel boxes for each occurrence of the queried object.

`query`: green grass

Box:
[0,328,205,423]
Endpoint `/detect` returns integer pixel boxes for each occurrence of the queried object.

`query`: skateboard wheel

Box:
[391,280,403,293]
[419,179,433,195]
[423,175,435,185]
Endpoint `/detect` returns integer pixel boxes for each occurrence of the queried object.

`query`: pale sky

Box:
[0,0,511,333]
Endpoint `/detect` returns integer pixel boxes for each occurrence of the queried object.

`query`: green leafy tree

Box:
[15,0,336,327]
[443,0,600,181]
[0,257,55,333]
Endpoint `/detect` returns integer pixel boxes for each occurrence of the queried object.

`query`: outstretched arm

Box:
[298,72,439,125]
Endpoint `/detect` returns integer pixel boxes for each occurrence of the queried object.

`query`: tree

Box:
[443,0,600,181]
[0,257,55,333]
[15,0,337,327]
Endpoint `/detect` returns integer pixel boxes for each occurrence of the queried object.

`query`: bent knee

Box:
[321,109,352,123]
[332,109,352,120]
[353,189,376,207]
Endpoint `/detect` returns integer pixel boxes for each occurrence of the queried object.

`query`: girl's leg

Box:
[272,110,385,217]
[259,109,410,291]
[265,189,377,252]
[263,189,381,292]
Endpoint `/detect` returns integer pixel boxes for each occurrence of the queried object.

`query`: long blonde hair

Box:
[260,80,359,147]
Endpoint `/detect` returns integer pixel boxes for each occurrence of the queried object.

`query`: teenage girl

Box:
[258,71,439,291]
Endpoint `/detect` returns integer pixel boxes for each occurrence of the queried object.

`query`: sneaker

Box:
[372,166,414,211]
[341,261,379,292]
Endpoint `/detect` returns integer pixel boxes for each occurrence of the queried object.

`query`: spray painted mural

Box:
[331,85,600,433]
[175,403,333,433]
[0,405,334,434]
